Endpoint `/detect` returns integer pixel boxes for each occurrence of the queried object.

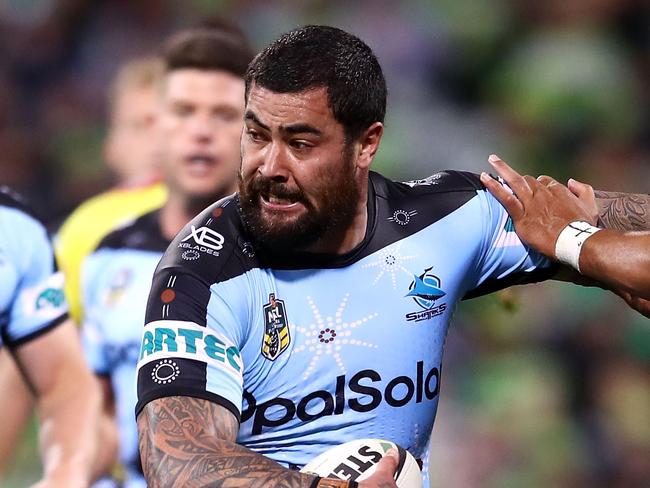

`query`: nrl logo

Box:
[262,293,291,361]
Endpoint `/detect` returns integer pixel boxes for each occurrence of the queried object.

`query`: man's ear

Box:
[355,122,384,170]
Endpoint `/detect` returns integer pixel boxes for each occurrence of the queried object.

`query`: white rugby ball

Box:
[300,439,423,488]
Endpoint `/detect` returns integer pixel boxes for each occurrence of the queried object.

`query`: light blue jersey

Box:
[81,211,167,488]
[0,188,68,349]
[136,171,556,485]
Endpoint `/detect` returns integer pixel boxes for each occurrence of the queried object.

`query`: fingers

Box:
[613,289,650,318]
[568,177,598,223]
[568,178,595,200]
[374,449,400,478]
[487,154,533,201]
[480,171,524,219]
[536,175,560,187]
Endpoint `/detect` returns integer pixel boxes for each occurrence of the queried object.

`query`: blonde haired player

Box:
[57,56,168,323]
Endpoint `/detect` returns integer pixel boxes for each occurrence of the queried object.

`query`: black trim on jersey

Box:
[135,388,241,422]
[145,269,212,325]
[137,354,241,421]
[0,186,36,217]
[462,263,559,300]
[95,209,169,254]
[1,186,59,270]
[6,312,69,349]
[154,195,244,290]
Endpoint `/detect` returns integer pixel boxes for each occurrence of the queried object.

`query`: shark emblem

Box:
[406,267,446,310]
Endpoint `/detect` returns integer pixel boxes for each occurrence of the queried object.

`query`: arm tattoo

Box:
[138,396,314,488]
[595,191,650,232]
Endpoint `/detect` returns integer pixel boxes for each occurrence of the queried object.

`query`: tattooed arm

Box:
[137,396,312,488]
[137,396,399,488]
[595,190,650,231]
[580,191,650,298]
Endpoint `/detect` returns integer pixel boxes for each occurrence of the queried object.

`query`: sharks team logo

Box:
[262,293,291,361]
[405,267,447,322]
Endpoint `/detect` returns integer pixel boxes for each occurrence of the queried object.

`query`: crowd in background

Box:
[0,0,648,486]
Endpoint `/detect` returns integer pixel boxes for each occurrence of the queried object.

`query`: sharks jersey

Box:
[0,188,68,349]
[136,171,556,484]
[82,210,168,488]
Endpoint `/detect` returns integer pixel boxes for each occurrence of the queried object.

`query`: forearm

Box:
[0,351,33,474]
[579,230,650,299]
[37,371,100,487]
[595,191,650,232]
[90,411,119,481]
[138,396,315,488]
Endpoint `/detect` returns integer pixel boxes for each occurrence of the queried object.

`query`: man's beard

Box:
[238,151,360,253]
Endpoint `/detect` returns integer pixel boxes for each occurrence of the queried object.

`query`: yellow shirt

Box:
[55,183,167,323]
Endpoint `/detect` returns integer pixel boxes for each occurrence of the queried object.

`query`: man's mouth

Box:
[260,192,302,210]
[185,154,218,175]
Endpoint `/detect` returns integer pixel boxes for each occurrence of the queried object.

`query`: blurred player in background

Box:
[0,187,104,487]
[0,56,167,476]
[57,56,168,324]
[81,26,253,487]
[135,25,650,488]
[481,156,650,315]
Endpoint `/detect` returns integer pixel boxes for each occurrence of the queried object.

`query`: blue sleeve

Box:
[80,253,110,375]
[136,268,245,420]
[4,209,68,346]
[463,186,556,299]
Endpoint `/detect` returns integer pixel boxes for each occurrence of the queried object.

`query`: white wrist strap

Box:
[554,221,602,273]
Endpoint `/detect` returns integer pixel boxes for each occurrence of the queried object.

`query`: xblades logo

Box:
[241,361,440,435]
[404,267,447,322]
[178,225,225,256]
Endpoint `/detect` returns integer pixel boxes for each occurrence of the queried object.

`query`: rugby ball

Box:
[301,439,422,488]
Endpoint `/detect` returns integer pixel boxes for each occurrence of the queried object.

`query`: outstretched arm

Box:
[138,396,399,488]
[480,155,650,302]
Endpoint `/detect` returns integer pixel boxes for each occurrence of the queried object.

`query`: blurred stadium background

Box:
[1,0,648,486]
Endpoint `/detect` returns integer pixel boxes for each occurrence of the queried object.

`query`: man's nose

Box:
[188,114,214,143]
[258,142,289,182]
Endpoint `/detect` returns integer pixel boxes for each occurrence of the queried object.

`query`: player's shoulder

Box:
[157,195,258,286]
[0,187,48,239]
[372,170,483,198]
[94,209,167,254]
[370,170,486,231]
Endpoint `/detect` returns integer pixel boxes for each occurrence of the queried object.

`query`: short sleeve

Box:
[4,211,68,346]
[463,184,556,299]
[135,268,245,420]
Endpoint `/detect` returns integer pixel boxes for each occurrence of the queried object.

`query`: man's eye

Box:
[172,105,192,117]
[291,140,312,150]
[247,129,263,141]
